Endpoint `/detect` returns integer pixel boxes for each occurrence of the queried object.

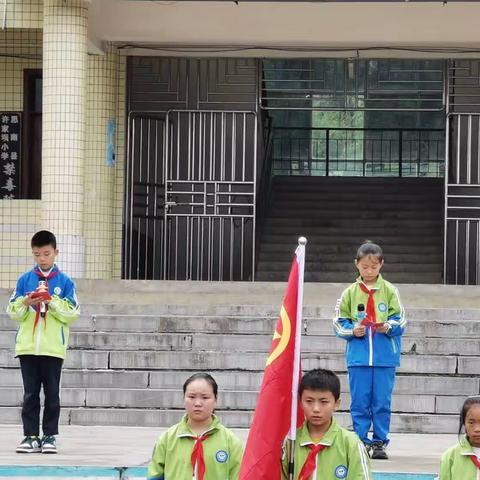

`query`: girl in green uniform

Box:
[439,396,480,480]
[147,373,243,480]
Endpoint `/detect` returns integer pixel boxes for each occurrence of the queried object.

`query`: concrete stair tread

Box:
[0,406,461,432]
[0,386,468,415]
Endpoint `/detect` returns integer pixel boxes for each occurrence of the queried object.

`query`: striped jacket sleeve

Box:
[6,276,29,323]
[348,437,373,479]
[47,278,80,325]
[385,286,406,337]
[333,289,355,339]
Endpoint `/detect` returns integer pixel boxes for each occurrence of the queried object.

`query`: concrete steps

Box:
[0,279,479,433]
[256,176,444,283]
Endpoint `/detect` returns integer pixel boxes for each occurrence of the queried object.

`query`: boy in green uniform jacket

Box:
[147,373,243,480]
[7,230,79,454]
[281,369,371,480]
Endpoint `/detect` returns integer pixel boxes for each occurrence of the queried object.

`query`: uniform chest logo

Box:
[215,450,228,463]
[335,465,348,479]
[377,302,387,313]
[54,287,61,295]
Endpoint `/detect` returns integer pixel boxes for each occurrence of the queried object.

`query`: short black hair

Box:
[458,396,480,439]
[183,373,218,398]
[31,230,57,250]
[356,240,384,262]
[299,369,341,401]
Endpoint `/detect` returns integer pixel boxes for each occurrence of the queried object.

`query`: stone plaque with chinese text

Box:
[0,113,21,199]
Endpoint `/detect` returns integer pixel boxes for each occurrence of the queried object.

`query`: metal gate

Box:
[124,113,167,280]
[445,113,480,284]
[123,110,257,281]
[444,60,480,284]
[164,110,257,281]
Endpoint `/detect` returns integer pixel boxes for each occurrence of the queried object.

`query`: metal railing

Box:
[271,127,445,177]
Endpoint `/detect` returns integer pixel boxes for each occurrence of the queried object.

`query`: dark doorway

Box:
[22,69,42,199]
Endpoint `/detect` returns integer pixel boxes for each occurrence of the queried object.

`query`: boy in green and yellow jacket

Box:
[7,231,79,454]
[281,369,371,480]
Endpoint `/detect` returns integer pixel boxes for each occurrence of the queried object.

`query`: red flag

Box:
[239,242,305,480]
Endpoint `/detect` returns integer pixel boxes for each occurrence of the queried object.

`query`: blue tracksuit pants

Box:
[347,366,396,445]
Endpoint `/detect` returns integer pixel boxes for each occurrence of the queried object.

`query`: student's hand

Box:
[23,294,43,307]
[376,323,390,334]
[353,326,366,337]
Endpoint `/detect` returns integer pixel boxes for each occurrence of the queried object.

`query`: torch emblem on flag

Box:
[267,306,292,366]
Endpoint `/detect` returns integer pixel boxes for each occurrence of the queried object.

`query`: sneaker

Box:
[371,442,388,460]
[362,442,372,457]
[41,435,57,454]
[16,436,41,453]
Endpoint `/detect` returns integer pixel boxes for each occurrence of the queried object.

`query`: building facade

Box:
[2,0,480,286]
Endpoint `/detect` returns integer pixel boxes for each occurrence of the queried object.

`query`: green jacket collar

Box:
[356,274,384,290]
[297,418,340,447]
[459,436,476,456]
[177,413,221,438]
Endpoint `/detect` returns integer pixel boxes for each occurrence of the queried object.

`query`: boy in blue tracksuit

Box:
[333,241,406,460]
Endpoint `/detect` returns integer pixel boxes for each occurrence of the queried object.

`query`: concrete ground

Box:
[0,424,456,475]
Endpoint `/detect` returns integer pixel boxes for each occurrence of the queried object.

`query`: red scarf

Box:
[470,454,480,470]
[32,269,59,338]
[358,282,377,327]
[191,433,210,480]
[298,444,327,480]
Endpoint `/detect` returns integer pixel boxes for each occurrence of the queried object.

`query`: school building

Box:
[3,0,480,288]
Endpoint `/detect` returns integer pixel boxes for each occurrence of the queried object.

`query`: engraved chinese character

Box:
[10,152,17,161]
[1,134,8,142]
[3,162,15,176]
[0,152,8,161]
[10,116,18,124]
[10,133,18,142]
[3,194,14,199]
[1,125,9,133]
[1,115,9,124]
[2,178,15,192]
[1,143,8,151]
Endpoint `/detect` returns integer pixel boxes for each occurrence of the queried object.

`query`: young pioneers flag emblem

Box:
[239,240,306,480]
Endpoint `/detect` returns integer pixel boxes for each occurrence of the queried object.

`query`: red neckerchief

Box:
[298,443,327,480]
[358,282,378,332]
[469,454,480,470]
[191,433,210,480]
[32,268,60,338]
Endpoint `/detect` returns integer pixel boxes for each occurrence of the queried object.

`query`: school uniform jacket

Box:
[439,437,480,480]
[147,414,244,480]
[281,418,372,480]
[333,275,406,367]
[7,265,79,359]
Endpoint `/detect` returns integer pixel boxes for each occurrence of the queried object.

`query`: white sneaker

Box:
[16,436,41,453]
[41,435,57,454]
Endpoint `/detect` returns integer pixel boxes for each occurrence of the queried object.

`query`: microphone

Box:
[38,280,47,317]
[356,304,366,323]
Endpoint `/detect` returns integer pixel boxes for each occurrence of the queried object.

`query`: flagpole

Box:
[288,236,307,480]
